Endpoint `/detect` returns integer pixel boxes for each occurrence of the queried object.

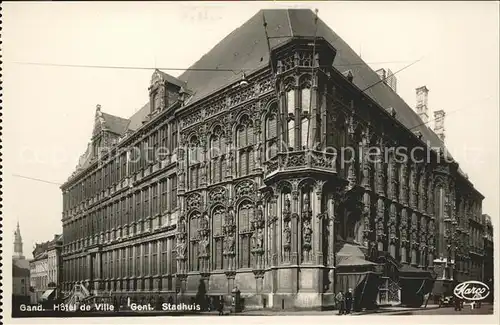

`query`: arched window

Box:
[265,103,278,160]
[189,213,200,271]
[188,136,201,190]
[300,77,311,149]
[236,116,254,177]
[286,81,296,150]
[238,201,254,268]
[210,127,226,184]
[212,207,224,270]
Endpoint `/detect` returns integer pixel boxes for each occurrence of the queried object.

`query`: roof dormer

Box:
[148,69,188,114]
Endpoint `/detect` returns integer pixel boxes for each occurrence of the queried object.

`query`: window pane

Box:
[287,90,295,115]
[301,117,309,148]
[301,88,310,112]
[288,120,295,149]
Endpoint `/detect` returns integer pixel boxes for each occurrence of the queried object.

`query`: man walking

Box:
[335,290,345,315]
[217,296,224,316]
[345,288,354,315]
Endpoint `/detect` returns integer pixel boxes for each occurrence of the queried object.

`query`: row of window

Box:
[64,122,178,213]
[64,237,177,282]
[64,176,177,246]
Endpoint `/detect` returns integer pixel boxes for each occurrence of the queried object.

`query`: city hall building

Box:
[60,9,489,310]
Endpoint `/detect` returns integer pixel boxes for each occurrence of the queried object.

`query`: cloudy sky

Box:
[3,1,499,258]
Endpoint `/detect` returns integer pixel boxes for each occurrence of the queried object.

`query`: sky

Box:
[2,1,499,259]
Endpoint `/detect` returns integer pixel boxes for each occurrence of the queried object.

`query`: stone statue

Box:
[176,238,187,259]
[303,222,312,247]
[283,224,291,246]
[284,195,291,212]
[256,228,264,249]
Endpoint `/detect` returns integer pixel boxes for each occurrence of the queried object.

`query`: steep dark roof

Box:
[128,103,151,131]
[101,112,131,135]
[175,9,447,151]
[13,263,30,278]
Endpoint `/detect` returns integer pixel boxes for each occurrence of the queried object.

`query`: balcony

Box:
[264,149,337,180]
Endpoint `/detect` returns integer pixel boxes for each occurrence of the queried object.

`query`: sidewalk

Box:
[206,304,441,316]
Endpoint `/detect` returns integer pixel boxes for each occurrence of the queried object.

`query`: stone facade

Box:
[60,9,488,310]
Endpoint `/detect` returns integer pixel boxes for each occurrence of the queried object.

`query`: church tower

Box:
[13,221,25,260]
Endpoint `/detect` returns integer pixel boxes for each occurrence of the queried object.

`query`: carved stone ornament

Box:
[186,193,203,210]
[235,180,255,199]
[389,204,398,244]
[209,187,226,205]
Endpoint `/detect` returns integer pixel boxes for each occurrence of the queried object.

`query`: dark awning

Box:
[41,289,56,301]
[398,264,433,280]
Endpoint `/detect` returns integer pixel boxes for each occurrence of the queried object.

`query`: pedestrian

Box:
[218,295,224,316]
[454,296,461,311]
[335,290,345,315]
[345,288,353,315]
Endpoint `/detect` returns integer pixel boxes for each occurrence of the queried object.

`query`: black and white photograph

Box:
[1,1,498,323]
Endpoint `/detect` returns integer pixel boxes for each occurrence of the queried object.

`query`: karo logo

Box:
[453,281,490,301]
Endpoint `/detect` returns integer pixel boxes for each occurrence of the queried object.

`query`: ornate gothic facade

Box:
[60,9,487,309]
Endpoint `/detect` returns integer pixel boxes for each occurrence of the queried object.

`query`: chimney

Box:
[376,68,386,81]
[386,69,397,93]
[375,68,397,93]
[415,86,429,124]
[434,110,446,142]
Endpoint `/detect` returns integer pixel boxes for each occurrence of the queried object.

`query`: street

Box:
[380,304,494,316]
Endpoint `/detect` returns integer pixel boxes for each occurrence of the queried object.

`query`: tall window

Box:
[189,213,200,271]
[151,183,158,216]
[161,239,168,275]
[171,237,177,275]
[171,175,177,209]
[151,131,159,164]
[143,187,150,219]
[160,179,168,213]
[121,248,126,277]
[265,103,278,160]
[128,247,133,277]
[286,82,296,150]
[151,241,158,275]
[236,115,255,177]
[135,245,141,276]
[238,202,254,268]
[170,122,178,161]
[120,152,127,179]
[121,198,126,229]
[143,243,150,276]
[135,191,141,222]
[188,136,201,189]
[160,125,168,160]
[300,78,311,149]
[210,126,226,183]
[212,207,224,270]
[128,195,133,226]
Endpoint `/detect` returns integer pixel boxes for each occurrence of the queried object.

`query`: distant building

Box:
[12,222,30,305]
[30,234,63,302]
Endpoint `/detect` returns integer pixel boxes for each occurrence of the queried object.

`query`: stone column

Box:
[399,161,409,264]
[313,181,325,265]
[291,187,300,265]
[309,54,319,147]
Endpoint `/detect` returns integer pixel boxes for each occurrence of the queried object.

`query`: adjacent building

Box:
[30,234,63,302]
[60,9,489,309]
[12,222,31,305]
[483,214,494,302]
